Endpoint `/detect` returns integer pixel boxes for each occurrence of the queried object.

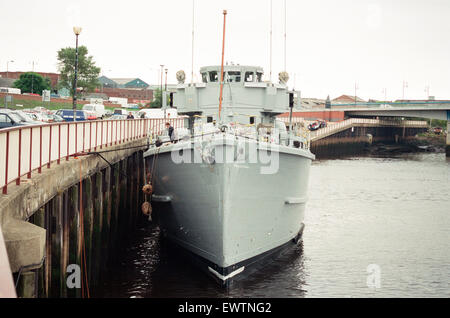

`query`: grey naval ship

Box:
[143,64,314,286]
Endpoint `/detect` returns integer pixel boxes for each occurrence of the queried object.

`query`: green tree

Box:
[57,46,101,98]
[149,89,162,108]
[148,89,171,108]
[13,72,51,95]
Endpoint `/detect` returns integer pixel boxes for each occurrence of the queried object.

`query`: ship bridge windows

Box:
[245,72,254,82]
[226,71,241,82]
[202,72,208,83]
[256,72,263,82]
[209,71,219,82]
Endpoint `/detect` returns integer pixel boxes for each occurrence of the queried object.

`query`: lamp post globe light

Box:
[73,26,82,122]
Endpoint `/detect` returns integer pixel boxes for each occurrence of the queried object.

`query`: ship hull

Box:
[144,136,313,285]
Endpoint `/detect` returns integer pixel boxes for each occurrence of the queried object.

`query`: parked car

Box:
[308,119,327,131]
[47,114,64,122]
[113,108,129,116]
[10,110,42,125]
[103,110,114,118]
[33,106,49,113]
[137,108,178,119]
[55,109,88,122]
[82,104,106,119]
[0,110,27,129]
[83,110,98,120]
[110,114,128,120]
[38,113,53,122]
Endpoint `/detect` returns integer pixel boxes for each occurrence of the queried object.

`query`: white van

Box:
[113,108,129,116]
[137,108,177,119]
[82,104,106,119]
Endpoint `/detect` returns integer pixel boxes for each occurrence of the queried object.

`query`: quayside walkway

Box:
[0,117,183,298]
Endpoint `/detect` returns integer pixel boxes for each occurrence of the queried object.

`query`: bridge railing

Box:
[310,118,428,140]
[0,118,184,194]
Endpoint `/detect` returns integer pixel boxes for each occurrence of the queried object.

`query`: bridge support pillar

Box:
[446,122,450,157]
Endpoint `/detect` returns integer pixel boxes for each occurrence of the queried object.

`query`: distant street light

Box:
[164,68,168,119]
[164,68,168,91]
[160,64,164,107]
[424,85,430,100]
[31,61,37,94]
[354,82,359,105]
[402,80,408,100]
[73,26,82,122]
[6,60,14,78]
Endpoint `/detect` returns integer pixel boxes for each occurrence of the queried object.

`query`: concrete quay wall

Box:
[0,139,148,297]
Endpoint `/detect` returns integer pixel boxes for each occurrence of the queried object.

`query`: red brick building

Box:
[0,71,60,88]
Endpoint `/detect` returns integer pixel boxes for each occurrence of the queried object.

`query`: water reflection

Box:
[97,224,308,298]
[95,152,450,298]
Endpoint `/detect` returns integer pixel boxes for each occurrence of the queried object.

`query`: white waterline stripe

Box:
[208,266,245,281]
[284,197,307,204]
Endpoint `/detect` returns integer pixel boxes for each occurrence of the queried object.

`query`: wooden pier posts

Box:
[22,151,146,298]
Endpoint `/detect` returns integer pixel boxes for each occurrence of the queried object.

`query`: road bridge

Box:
[287,101,450,156]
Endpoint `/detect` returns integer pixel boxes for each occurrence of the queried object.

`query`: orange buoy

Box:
[142,184,153,195]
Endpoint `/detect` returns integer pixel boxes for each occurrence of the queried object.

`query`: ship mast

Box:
[269,0,273,82]
[191,0,195,84]
[218,10,227,121]
[284,0,287,72]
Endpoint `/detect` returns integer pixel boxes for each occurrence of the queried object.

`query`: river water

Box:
[94,152,450,298]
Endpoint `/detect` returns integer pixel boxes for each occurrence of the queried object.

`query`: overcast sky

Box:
[1,0,450,101]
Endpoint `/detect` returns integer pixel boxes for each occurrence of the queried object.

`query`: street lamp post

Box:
[31,61,37,94]
[160,64,164,106]
[425,85,430,100]
[73,26,82,122]
[164,68,168,120]
[164,68,168,91]
[6,60,14,78]
[402,80,408,100]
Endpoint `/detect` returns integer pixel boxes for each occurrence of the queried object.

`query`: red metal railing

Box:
[1,118,184,194]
